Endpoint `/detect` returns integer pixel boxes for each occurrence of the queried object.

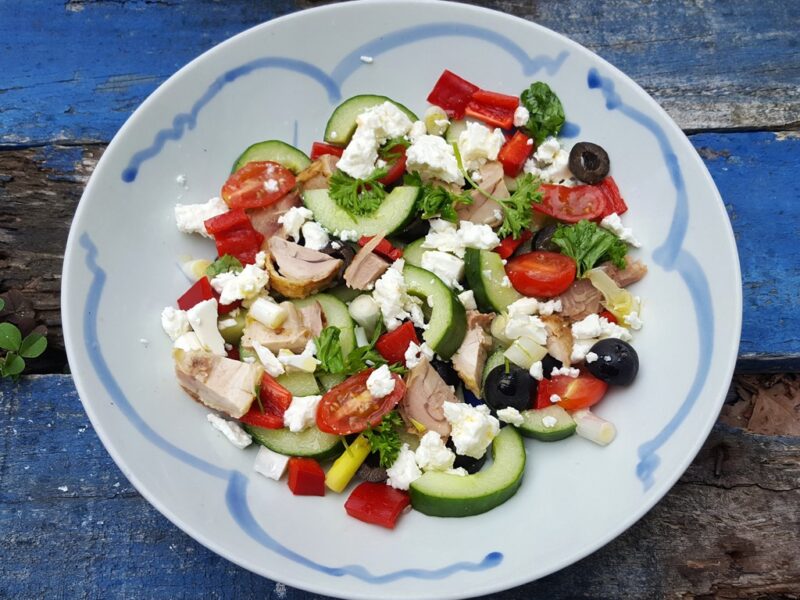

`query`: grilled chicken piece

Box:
[540,315,574,367]
[247,190,300,243]
[297,300,324,337]
[457,161,506,227]
[265,237,342,298]
[452,310,494,395]
[241,301,310,354]
[557,259,648,322]
[297,154,339,191]
[344,234,390,290]
[174,350,263,418]
[401,358,460,438]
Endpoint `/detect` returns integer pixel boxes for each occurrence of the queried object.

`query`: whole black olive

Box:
[430,358,460,388]
[483,364,535,412]
[394,217,430,242]
[319,242,356,278]
[541,354,563,379]
[568,142,610,184]
[533,224,560,252]
[448,440,487,474]
[585,338,639,386]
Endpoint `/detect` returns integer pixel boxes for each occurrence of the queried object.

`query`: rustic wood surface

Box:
[1,0,799,598]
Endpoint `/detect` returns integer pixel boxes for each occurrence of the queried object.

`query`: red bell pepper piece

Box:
[204,208,251,236]
[599,310,618,324]
[226,345,240,361]
[376,145,407,186]
[176,276,214,311]
[497,131,533,177]
[287,458,326,496]
[239,373,293,429]
[464,89,519,130]
[214,227,264,265]
[495,230,533,259]
[426,69,480,119]
[375,321,419,365]
[344,482,411,529]
[310,142,344,160]
[357,236,403,262]
[217,298,241,315]
[598,176,628,216]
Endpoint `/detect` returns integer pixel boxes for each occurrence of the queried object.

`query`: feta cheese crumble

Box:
[551,366,580,378]
[367,364,396,398]
[421,250,464,290]
[443,402,500,459]
[507,297,563,318]
[457,289,478,310]
[207,413,252,449]
[254,446,289,480]
[529,360,544,381]
[405,134,464,185]
[600,212,641,248]
[513,105,530,128]
[523,137,575,185]
[386,444,422,490]
[572,313,632,342]
[404,341,434,369]
[161,306,190,341]
[278,340,319,373]
[278,206,313,242]
[372,259,425,331]
[497,407,525,427]
[337,102,413,179]
[186,299,226,356]
[414,431,456,472]
[421,219,500,258]
[301,221,330,251]
[585,351,599,364]
[549,394,562,404]
[174,197,229,238]
[624,311,644,330]
[211,264,269,305]
[457,121,505,171]
[251,341,285,377]
[283,395,323,432]
[542,415,558,429]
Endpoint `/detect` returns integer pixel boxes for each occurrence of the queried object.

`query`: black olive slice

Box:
[568,142,610,184]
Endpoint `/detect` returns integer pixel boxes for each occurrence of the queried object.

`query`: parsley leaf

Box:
[520,82,565,145]
[363,411,404,468]
[378,137,410,161]
[315,327,346,374]
[495,173,541,240]
[205,254,243,279]
[551,219,628,277]
[417,182,473,222]
[328,168,389,218]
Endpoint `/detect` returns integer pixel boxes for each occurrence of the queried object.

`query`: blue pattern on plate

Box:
[587,68,715,490]
[120,22,569,181]
[79,231,502,582]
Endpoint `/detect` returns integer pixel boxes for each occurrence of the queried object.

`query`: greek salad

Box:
[162,69,646,528]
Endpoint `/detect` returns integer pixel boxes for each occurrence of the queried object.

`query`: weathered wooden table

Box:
[2,1,798,598]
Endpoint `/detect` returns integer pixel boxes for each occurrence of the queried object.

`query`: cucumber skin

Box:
[276,372,319,397]
[464,248,522,313]
[402,264,466,360]
[401,238,426,268]
[517,407,577,442]
[481,349,506,393]
[292,293,356,357]
[232,140,311,174]
[324,94,418,145]
[409,427,526,517]
[243,425,343,461]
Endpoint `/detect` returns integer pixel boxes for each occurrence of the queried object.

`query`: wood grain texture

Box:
[3,133,797,370]
[1,376,798,599]
[1,0,798,146]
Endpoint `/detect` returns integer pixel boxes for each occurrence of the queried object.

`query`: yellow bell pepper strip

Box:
[325,434,371,493]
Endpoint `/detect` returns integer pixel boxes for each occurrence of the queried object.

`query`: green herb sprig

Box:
[0,298,47,379]
[315,322,406,378]
[205,254,243,279]
[551,219,627,277]
[363,411,404,468]
[328,168,389,219]
[519,81,565,145]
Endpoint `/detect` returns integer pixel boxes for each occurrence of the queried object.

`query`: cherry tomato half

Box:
[505,251,577,298]
[376,145,407,186]
[316,369,406,435]
[536,372,608,411]
[221,161,295,210]
[536,183,607,223]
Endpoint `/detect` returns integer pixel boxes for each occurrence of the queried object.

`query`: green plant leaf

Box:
[0,323,22,351]
[2,353,25,377]
[19,333,47,359]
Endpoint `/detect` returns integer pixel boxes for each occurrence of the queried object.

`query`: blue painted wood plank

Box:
[2,376,797,597]
[1,0,798,145]
[689,132,800,367]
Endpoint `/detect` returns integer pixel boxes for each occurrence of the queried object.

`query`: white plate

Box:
[61,1,742,598]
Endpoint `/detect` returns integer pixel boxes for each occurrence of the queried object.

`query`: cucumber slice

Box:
[232,140,311,174]
[401,237,426,268]
[410,426,525,517]
[302,186,419,239]
[218,310,246,345]
[481,349,506,393]
[464,248,522,313]
[317,372,346,391]
[327,284,362,305]
[517,406,577,442]
[244,425,343,460]
[324,95,418,145]
[293,293,356,357]
[276,372,320,396]
[402,264,466,360]
[444,119,469,145]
